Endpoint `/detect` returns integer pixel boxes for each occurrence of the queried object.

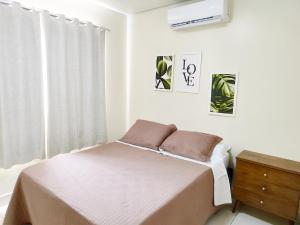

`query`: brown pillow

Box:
[160,130,223,162]
[120,119,177,150]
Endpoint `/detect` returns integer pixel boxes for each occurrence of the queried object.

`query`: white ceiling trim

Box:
[90,0,192,15]
[86,0,129,15]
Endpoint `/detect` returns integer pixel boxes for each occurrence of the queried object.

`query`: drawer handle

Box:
[260,200,264,204]
[263,173,267,177]
[262,187,266,191]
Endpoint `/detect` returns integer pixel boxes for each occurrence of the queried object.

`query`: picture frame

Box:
[154,55,174,91]
[174,52,202,93]
[208,73,239,117]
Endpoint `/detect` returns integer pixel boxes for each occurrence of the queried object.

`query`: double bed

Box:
[4,120,232,225]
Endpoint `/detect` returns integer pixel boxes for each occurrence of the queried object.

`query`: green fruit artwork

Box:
[155,56,173,90]
[210,74,238,116]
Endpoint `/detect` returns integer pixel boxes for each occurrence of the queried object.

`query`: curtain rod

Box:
[0,0,111,32]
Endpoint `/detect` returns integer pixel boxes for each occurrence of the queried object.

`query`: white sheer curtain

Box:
[0,2,45,168]
[42,12,106,157]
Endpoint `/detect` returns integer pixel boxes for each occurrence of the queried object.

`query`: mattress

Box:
[4,142,217,225]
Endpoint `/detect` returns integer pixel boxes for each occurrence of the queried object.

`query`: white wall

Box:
[128,0,300,162]
[19,0,127,142]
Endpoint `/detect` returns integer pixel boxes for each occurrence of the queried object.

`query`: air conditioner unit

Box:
[168,0,229,30]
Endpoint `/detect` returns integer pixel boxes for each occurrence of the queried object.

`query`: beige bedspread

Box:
[4,142,217,225]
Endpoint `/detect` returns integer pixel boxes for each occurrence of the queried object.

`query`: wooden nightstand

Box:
[232,150,300,225]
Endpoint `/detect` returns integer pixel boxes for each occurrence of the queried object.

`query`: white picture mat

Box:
[154,54,174,92]
[208,73,239,117]
[174,52,202,93]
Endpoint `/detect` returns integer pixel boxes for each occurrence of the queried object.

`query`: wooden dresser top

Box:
[237,150,300,176]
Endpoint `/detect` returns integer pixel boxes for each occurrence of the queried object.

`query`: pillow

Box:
[210,143,231,165]
[120,119,177,150]
[212,143,231,157]
[160,130,223,162]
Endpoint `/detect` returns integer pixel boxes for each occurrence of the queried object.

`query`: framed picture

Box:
[155,55,174,91]
[209,73,238,116]
[174,53,202,93]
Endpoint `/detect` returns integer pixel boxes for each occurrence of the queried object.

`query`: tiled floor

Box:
[206,205,291,225]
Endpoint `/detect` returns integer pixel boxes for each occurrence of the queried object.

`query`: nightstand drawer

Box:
[234,187,298,220]
[235,160,300,190]
[234,180,299,204]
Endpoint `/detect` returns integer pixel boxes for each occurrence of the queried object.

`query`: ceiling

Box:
[93,0,191,14]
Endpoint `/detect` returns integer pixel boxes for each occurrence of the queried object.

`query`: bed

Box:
[4,119,232,225]
[3,141,230,225]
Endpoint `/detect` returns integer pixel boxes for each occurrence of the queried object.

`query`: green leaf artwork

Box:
[210,74,237,115]
[155,56,173,91]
